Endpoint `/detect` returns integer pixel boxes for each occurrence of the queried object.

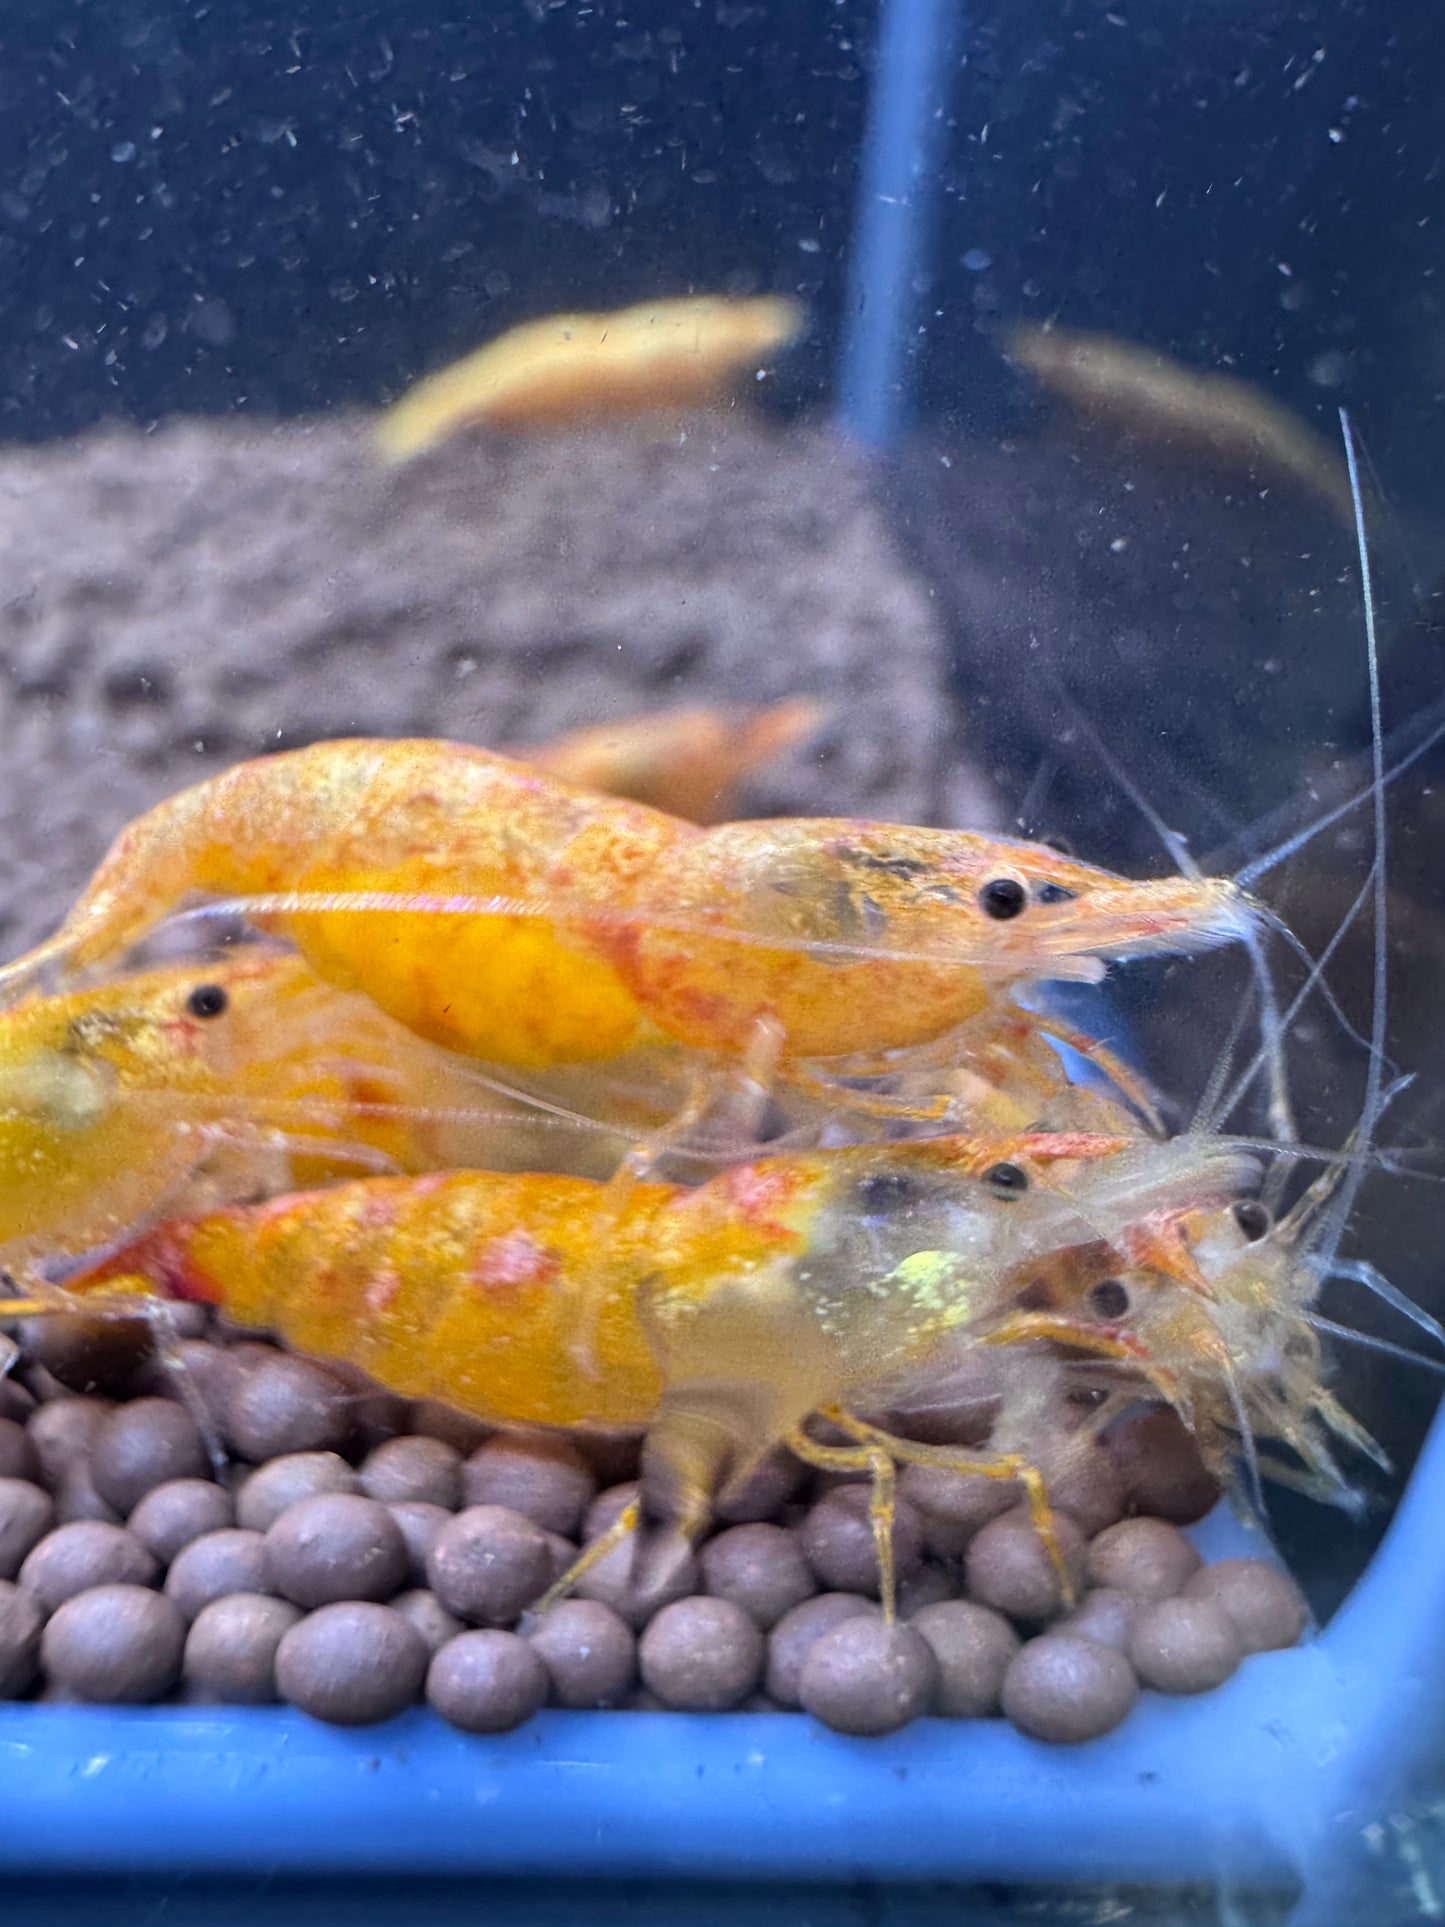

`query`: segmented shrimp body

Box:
[60,1130,1257,1585]
[0,738,1259,1078]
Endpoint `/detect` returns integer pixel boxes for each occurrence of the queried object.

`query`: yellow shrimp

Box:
[0,948,650,1274]
[51,1128,1256,1611]
[0,739,1255,1098]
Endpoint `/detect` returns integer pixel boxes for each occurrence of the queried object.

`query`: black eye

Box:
[186,983,229,1019]
[1034,882,1077,906]
[1233,1201,1271,1241]
[984,1161,1029,1198]
[978,878,1027,920]
[855,1171,918,1212]
[1088,1278,1130,1320]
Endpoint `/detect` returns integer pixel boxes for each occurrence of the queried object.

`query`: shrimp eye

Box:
[978,878,1027,920]
[1034,882,1077,906]
[1233,1200,1271,1241]
[984,1161,1029,1198]
[186,984,229,1019]
[1088,1278,1131,1320]
[855,1171,918,1212]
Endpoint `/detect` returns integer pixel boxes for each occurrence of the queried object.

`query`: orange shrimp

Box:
[0,948,648,1273]
[504,697,824,825]
[0,739,1255,1094]
[52,1128,1255,1611]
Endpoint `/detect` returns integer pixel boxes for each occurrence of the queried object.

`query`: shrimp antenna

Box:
[1039,680,1296,1149]
[1308,1314,1445,1377]
[1326,1257,1445,1355]
[1314,407,1388,1273]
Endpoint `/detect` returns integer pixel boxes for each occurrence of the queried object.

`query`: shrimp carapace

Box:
[0,737,1261,1077]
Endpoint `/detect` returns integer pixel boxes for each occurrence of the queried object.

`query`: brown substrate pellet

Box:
[426,1629,548,1733]
[0,1322,1307,1744]
[798,1617,938,1736]
[1129,1596,1244,1694]
[274,1601,427,1725]
[1001,1633,1139,1743]
[41,1583,186,1703]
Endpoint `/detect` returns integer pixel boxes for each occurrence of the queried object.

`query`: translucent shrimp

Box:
[0,737,1257,1109]
[41,1127,1256,1613]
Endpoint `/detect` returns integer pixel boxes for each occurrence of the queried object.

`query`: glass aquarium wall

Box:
[2,2,1445,1923]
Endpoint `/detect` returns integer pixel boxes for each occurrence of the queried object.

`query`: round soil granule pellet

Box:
[426,1504,552,1625]
[1105,1407,1220,1525]
[1130,1596,1244,1694]
[360,1436,463,1510]
[41,1583,186,1703]
[898,1464,1018,1559]
[391,1588,465,1657]
[798,1616,938,1736]
[911,1600,1021,1717]
[54,1460,122,1526]
[639,1596,764,1711]
[388,1501,453,1586]
[89,1398,209,1513]
[1086,1518,1203,1604]
[275,1601,428,1725]
[461,1436,596,1537]
[541,1530,578,1587]
[1181,1558,1307,1653]
[183,1593,302,1703]
[128,1478,234,1563]
[1041,1445,1127,1539]
[19,1311,154,1398]
[1058,1588,1143,1654]
[766,1593,880,1709]
[0,1477,55,1580]
[896,1563,956,1618]
[965,1508,1088,1624]
[583,1481,638,1543]
[700,1523,816,1630]
[427,1628,547,1733]
[264,1494,409,1610]
[0,1579,45,1696]
[714,1449,808,1524]
[0,1381,36,1424]
[222,1352,353,1462]
[236,1452,360,1532]
[166,1528,273,1620]
[1002,1633,1140,1743]
[26,1396,113,1488]
[799,1486,924,1597]
[525,1598,635,1708]
[19,1519,158,1609]
[0,1418,39,1484]
[574,1531,697,1630]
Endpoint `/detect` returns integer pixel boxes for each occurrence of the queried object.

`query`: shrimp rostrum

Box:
[43,1127,1257,1615]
